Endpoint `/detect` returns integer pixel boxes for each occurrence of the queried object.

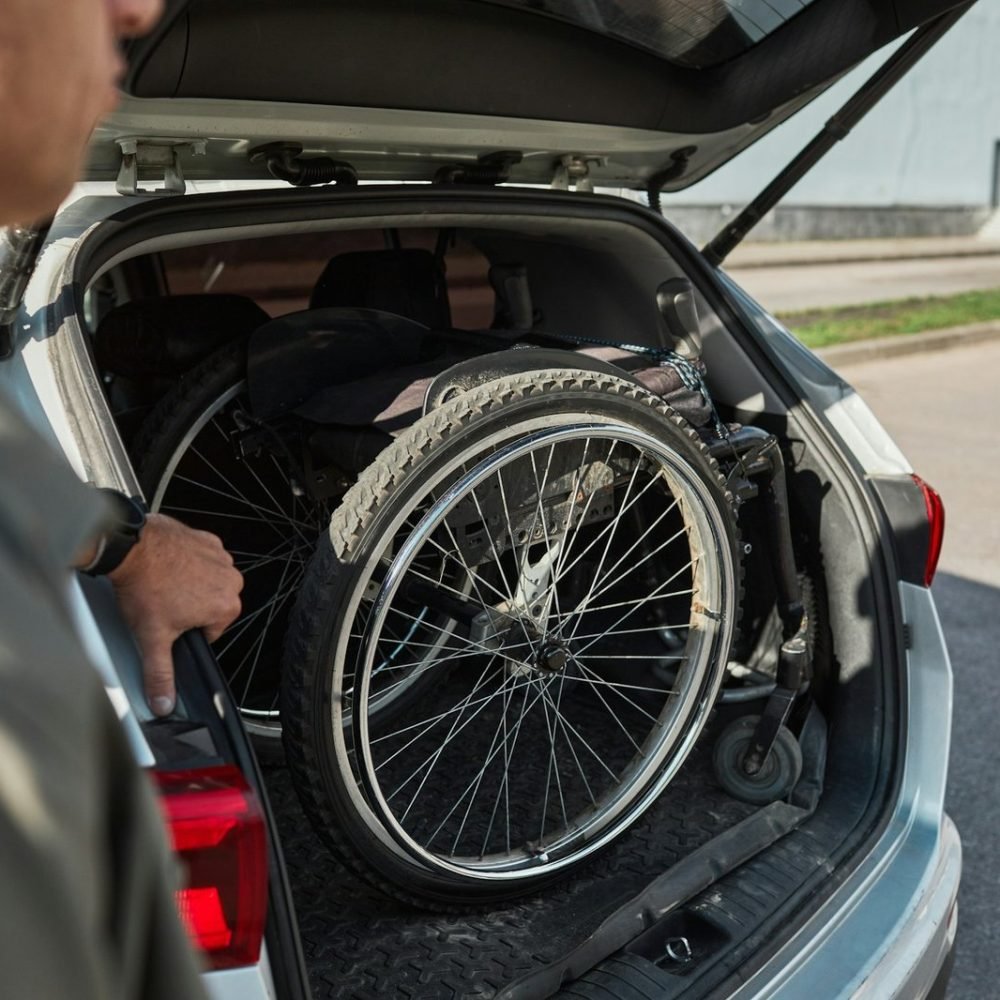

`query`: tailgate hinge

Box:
[550,154,606,193]
[116,137,206,196]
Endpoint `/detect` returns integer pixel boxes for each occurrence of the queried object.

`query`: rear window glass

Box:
[160,229,496,328]
[473,0,817,68]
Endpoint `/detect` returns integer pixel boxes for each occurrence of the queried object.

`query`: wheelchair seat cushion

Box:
[95,294,269,378]
[245,307,439,421]
[290,341,714,437]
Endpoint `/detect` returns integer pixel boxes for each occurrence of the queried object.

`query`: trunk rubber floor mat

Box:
[263,732,758,1000]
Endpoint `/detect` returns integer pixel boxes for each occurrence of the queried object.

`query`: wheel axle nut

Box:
[538,644,569,673]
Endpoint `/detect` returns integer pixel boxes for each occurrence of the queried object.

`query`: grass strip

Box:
[777,288,1000,349]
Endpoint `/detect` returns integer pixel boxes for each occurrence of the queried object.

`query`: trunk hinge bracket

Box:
[550,155,606,193]
[115,137,206,197]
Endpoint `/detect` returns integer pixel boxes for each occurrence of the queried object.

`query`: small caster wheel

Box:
[712,715,803,805]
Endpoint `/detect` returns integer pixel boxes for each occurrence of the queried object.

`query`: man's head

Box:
[0,0,163,226]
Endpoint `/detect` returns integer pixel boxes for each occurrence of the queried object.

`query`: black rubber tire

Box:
[281,368,741,909]
[132,341,323,760]
[132,342,248,509]
[712,715,803,806]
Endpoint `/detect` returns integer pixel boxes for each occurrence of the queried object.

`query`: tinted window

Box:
[472,0,817,68]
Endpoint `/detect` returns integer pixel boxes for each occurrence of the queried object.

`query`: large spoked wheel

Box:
[282,370,740,907]
[133,343,328,745]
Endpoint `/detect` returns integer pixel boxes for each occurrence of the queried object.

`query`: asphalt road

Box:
[835,341,1000,1000]
[728,254,1000,312]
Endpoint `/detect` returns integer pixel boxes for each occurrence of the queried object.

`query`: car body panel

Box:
[729,582,958,999]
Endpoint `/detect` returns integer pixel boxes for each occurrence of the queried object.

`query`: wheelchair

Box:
[121,249,813,907]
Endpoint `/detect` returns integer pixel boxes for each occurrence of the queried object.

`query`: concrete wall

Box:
[656,4,1000,229]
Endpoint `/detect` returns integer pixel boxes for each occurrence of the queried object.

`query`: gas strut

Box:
[701,3,973,267]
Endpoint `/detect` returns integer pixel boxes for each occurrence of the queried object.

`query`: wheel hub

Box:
[535,641,570,674]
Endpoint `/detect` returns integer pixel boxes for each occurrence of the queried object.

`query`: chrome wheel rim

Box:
[351,422,735,881]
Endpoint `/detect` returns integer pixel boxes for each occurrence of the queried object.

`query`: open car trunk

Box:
[89,0,972,195]
[61,185,898,999]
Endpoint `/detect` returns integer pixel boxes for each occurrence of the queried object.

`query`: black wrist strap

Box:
[82,489,147,577]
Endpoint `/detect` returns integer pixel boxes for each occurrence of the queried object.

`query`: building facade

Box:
[653,4,1000,242]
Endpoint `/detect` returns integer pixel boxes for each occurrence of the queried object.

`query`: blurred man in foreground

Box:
[0,1,244,995]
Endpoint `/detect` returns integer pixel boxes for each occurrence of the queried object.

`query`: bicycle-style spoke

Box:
[421,529,509,607]
[146,380,331,734]
[172,472,298,524]
[226,562,306,685]
[536,682,600,802]
[239,448,316,548]
[161,503,307,532]
[384,605,530,666]
[572,458,644,617]
[214,569,307,658]
[234,540,313,574]
[569,622,692,643]
[569,560,696,652]
[236,552,302,704]
[539,670,570,839]
[568,667,645,756]
[389,669,523,812]
[478,672,538,856]
[427,676,523,854]
[467,485,520,606]
[577,520,687,617]
[548,586,694,630]
[404,565,481,611]
[535,437,594,622]
[368,666,510,751]
[189,436,317,537]
[571,660,667,724]
[494,468,547,654]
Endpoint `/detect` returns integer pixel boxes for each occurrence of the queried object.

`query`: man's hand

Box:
[107,513,243,717]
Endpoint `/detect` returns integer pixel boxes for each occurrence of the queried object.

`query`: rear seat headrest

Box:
[95,294,269,378]
[310,248,451,329]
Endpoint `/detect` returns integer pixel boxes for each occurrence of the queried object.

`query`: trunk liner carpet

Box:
[263,730,764,1000]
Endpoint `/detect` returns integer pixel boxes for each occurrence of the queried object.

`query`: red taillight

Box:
[913,475,945,587]
[155,765,268,970]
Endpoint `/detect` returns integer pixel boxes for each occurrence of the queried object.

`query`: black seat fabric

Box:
[309,248,451,329]
[95,294,269,378]
[245,307,442,422]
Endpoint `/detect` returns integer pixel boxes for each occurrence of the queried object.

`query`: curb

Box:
[729,246,1000,269]
[814,320,1000,367]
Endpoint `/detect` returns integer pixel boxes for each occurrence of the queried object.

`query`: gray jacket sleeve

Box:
[0,392,210,999]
